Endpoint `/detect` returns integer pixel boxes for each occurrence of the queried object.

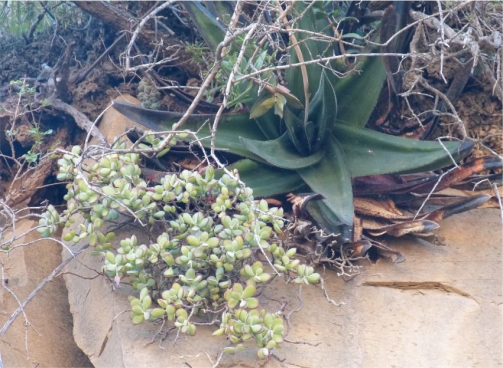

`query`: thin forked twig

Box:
[0,243,89,337]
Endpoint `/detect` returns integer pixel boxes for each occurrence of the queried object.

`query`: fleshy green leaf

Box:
[283,105,308,156]
[305,201,354,242]
[183,2,256,59]
[333,122,473,177]
[309,72,337,151]
[249,91,276,119]
[285,2,327,103]
[240,132,325,170]
[113,100,209,130]
[334,56,386,128]
[225,160,304,197]
[304,121,316,151]
[112,101,266,160]
[254,109,281,140]
[297,134,354,226]
[182,2,225,54]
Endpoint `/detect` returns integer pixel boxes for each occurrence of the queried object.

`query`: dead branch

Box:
[123,1,177,72]
[0,242,89,337]
[73,1,200,76]
[46,96,107,145]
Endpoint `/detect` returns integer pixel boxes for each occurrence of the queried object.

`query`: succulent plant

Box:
[113,1,473,241]
[38,141,320,358]
[138,78,162,110]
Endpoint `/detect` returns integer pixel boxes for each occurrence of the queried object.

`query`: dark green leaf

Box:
[335,56,386,128]
[283,105,308,155]
[310,72,337,151]
[183,2,226,54]
[297,134,354,226]
[255,109,281,140]
[240,132,325,170]
[112,101,266,160]
[304,121,316,151]
[183,2,256,59]
[225,160,304,197]
[113,100,190,130]
[285,2,327,104]
[333,122,473,177]
[305,201,354,242]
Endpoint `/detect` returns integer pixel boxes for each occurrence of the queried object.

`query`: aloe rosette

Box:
[113,1,472,239]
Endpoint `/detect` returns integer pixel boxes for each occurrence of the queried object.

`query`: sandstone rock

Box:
[63,209,502,368]
[0,219,91,367]
[61,95,502,367]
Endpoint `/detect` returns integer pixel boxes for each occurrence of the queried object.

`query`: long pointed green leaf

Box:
[183,2,226,54]
[304,121,316,151]
[240,132,325,170]
[334,56,386,128]
[112,101,266,159]
[112,101,207,129]
[285,2,327,104]
[183,2,255,59]
[305,201,354,242]
[207,1,251,27]
[297,134,354,226]
[283,105,308,155]
[333,122,473,177]
[311,72,337,151]
[226,159,304,197]
[255,109,281,140]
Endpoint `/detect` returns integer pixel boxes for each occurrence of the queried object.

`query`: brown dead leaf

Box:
[366,237,405,263]
[354,197,412,220]
[265,198,283,207]
[367,220,439,237]
[424,194,491,222]
[344,240,372,258]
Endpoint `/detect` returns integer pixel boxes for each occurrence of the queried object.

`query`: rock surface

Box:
[63,209,502,368]
[0,219,92,367]
[60,95,503,367]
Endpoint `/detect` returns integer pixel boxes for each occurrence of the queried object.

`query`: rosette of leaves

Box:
[113,1,473,239]
[138,78,162,110]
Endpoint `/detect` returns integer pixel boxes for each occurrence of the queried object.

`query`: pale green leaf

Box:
[249,92,276,119]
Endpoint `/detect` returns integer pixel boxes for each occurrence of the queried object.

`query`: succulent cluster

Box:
[38,142,321,358]
[138,78,162,110]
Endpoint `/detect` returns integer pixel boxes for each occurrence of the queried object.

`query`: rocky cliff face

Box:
[1,95,501,367]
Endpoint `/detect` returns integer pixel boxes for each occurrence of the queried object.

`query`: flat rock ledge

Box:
[59,95,502,367]
[62,208,502,368]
